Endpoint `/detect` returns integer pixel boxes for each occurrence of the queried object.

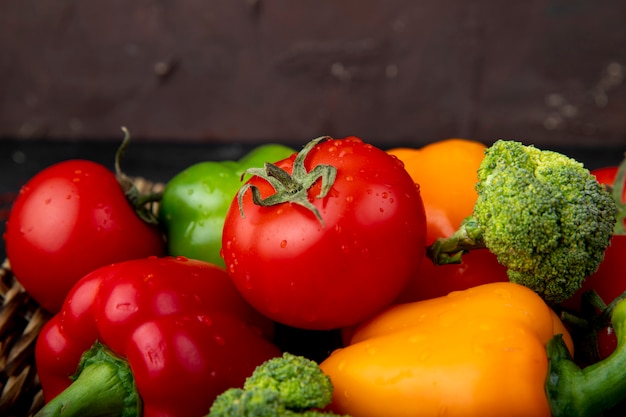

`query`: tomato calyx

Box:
[115,127,162,224]
[236,136,337,227]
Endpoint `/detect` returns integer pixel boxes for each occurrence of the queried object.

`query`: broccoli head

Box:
[428,139,618,304]
[207,352,347,417]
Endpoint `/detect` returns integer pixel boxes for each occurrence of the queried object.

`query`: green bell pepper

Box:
[158,143,296,267]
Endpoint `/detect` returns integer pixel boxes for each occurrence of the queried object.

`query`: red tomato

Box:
[221,137,427,330]
[561,164,626,359]
[4,160,165,313]
[394,249,509,303]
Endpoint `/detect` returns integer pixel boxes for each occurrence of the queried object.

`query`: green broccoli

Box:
[427,139,618,304]
[207,352,348,417]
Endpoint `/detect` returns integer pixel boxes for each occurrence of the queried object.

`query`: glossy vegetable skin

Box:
[4,159,165,313]
[394,249,509,303]
[320,282,574,417]
[222,137,427,330]
[388,139,509,302]
[35,257,281,417]
[387,138,487,244]
[159,144,295,267]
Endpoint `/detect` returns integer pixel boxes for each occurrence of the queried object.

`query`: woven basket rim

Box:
[0,259,49,417]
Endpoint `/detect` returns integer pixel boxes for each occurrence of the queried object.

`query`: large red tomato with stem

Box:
[4,155,165,313]
[221,136,427,330]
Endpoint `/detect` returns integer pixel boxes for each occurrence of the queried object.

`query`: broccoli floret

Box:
[428,140,618,304]
[207,353,347,417]
[244,352,333,410]
[208,388,285,417]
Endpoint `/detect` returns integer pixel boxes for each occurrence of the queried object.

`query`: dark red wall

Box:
[2,0,625,148]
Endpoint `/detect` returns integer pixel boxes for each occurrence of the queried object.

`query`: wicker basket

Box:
[0,177,161,417]
[0,260,48,417]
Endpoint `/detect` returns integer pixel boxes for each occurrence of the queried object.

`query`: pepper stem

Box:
[236,136,337,227]
[547,296,626,417]
[35,341,141,417]
[426,217,487,265]
[115,127,162,224]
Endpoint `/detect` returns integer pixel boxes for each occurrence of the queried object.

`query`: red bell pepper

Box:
[34,256,281,417]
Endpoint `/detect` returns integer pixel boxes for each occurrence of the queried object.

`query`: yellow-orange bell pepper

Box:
[320,282,574,417]
[387,139,487,244]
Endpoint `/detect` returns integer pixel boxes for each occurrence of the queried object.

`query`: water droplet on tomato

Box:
[280,240,287,248]
[345,175,353,182]
[381,192,389,199]
[345,195,353,203]
[242,273,254,290]
[44,197,51,204]
[379,207,384,213]
[115,302,136,312]
[214,335,225,345]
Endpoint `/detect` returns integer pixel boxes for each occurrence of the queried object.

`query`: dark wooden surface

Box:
[2,0,626,147]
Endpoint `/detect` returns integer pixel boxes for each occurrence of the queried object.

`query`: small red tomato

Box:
[394,249,509,303]
[222,137,427,330]
[4,160,165,312]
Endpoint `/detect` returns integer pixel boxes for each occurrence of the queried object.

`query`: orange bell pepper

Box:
[320,282,575,417]
[388,139,509,303]
[387,139,487,244]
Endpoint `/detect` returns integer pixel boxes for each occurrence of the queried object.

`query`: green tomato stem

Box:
[236,136,337,227]
[35,342,140,417]
[547,297,626,417]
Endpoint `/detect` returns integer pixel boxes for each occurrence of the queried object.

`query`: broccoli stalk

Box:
[207,353,348,417]
[427,140,618,304]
